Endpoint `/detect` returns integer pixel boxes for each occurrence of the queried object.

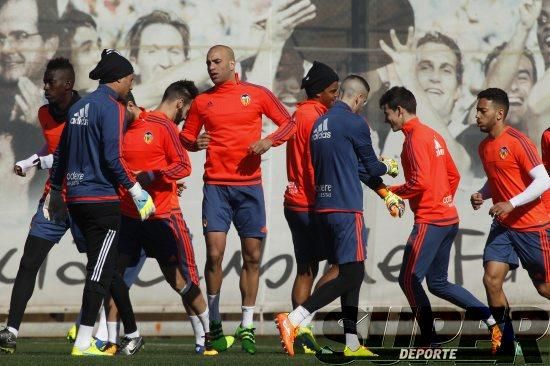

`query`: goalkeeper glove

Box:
[129,182,155,221]
[384,191,405,218]
[375,185,405,218]
[43,184,67,222]
[380,157,399,178]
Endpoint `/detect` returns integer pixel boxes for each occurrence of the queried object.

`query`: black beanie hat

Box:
[89,49,134,84]
[301,61,339,98]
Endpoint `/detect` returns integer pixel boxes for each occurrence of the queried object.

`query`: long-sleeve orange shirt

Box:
[121,110,191,219]
[390,117,460,225]
[180,75,295,185]
[542,128,550,212]
[284,100,327,211]
[480,126,548,231]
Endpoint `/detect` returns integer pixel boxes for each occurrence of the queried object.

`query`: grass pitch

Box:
[2,336,549,365]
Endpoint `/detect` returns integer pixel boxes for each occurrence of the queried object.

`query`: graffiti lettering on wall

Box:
[0,226,517,290]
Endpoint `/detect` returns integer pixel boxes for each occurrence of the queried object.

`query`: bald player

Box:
[180,44,295,354]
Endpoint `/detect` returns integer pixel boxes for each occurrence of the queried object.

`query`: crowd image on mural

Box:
[0,0,549,360]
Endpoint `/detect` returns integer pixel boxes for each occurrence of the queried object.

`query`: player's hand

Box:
[14,153,40,177]
[489,201,514,218]
[135,171,155,188]
[384,191,406,218]
[176,180,187,197]
[249,138,273,155]
[381,156,399,177]
[195,132,211,150]
[44,186,67,222]
[470,192,484,210]
[129,182,155,221]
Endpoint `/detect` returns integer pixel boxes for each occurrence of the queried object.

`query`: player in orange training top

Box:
[471,88,550,354]
[180,44,295,354]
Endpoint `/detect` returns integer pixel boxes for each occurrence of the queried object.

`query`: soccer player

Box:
[179,44,296,354]
[284,62,404,354]
[276,75,398,357]
[114,80,217,356]
[471,88,550,354]
[0,58,82,354]
[47,49,154,356]
[380,86,501,350]
[541,128,550,212]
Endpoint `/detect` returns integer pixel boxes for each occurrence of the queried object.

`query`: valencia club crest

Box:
[240,93,251,106]
[144,131,153,144]
[499,146,509,159]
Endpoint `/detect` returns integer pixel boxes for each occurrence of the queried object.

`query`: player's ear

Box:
[229,60,236,71]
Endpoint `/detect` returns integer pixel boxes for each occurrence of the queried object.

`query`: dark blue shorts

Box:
[284,208,326,264]
[315,212,367,265]
[28,200,86,253]
[202,184,266,238]
[483,221,550,283]
[119,212,200,286]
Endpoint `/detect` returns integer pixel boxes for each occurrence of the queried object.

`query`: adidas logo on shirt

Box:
[70,103,89,125]
[434,137,444,157]
[312,118,331,140]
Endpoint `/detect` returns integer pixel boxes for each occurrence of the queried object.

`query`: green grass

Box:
[2,336,549,365]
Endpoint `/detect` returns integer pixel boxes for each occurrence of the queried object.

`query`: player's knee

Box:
[19,252,42,273]
[399,270,422,290]
[84,278,109,296]
[426,278,448,296]
[339,262,364,288]
[398,271,407,290]
[242,251,261,270]
[296,262,319,277]
[535,283,550,299]
[19,236,52,272]
[205,253,224,270]
[483,272,503,293]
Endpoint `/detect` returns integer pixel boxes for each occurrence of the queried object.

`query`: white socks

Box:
[94,305,108,342]
[107,321,119,344]
[75,324,94,351]
[198,309,210,333]
[299,311,316,327]
[485,315,497,327]
[208,294,221,322]
[7,327,18,338]
[345,333,360,351]
[288,306,311,327]
[242,306,255,328]
[125,330,140,339]
[189,315,205,346]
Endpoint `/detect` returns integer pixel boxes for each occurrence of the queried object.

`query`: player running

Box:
[380,86,501,351]
[471,88,550,354]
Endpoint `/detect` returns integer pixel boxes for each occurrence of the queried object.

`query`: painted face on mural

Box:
[415,42,460,119]
[135,23,187,85]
